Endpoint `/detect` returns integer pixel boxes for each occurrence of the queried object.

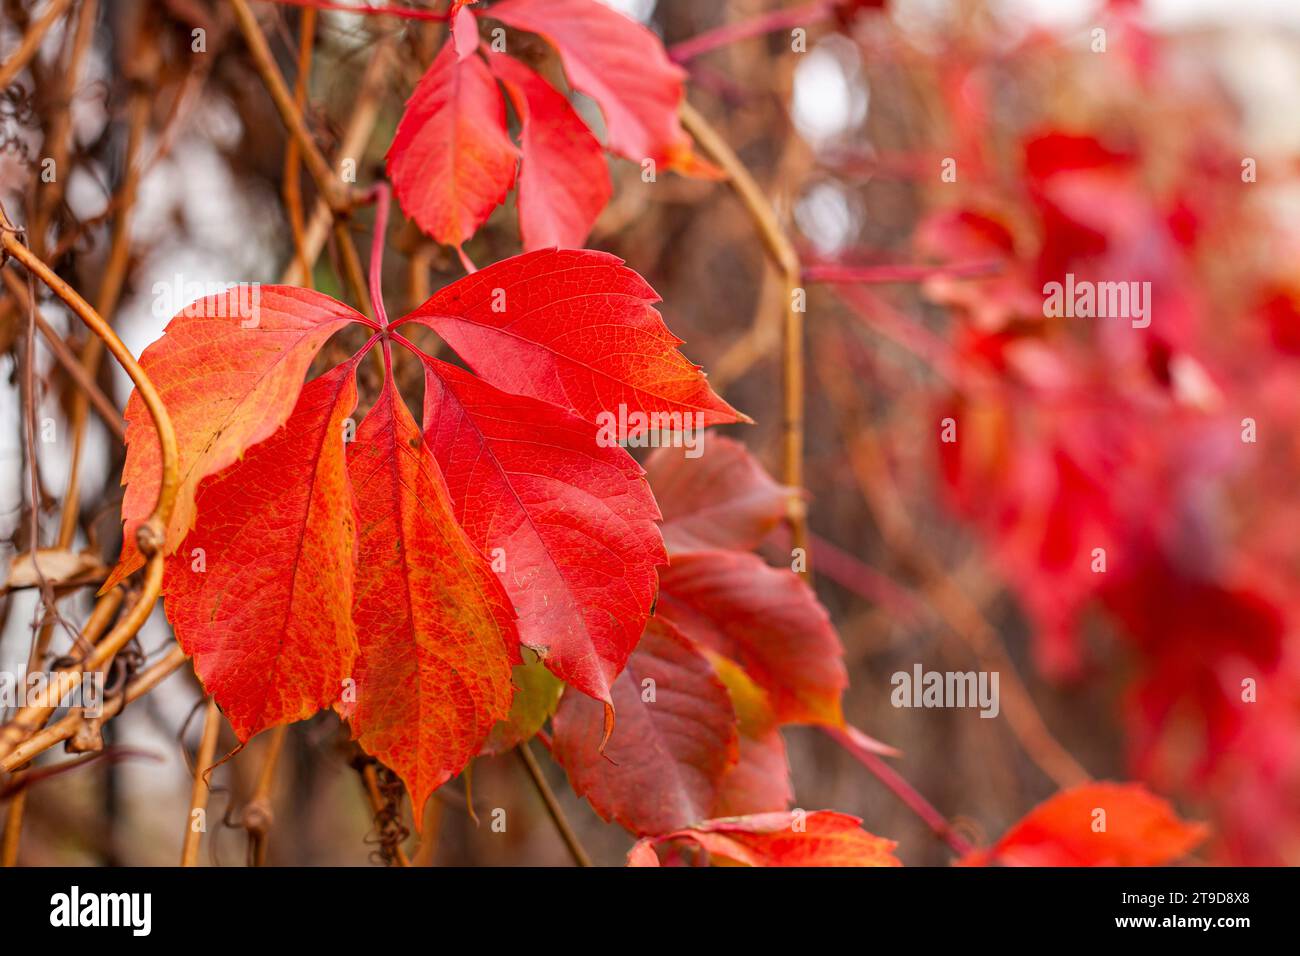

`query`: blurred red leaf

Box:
[552,618,739,835]
[488,0,707,172]
[644,436,795,553]
[961,783,1207,866]
[657,551,847,726]
[629,811,902,867]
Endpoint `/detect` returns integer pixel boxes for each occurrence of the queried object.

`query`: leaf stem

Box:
[678,100,807,563]
[669,0,836,64]
[367,182,392,329]
[265,0,450,21]
[515,742,592,867]
[823,725,974,856]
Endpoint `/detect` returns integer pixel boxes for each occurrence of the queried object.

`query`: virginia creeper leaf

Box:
[387,38,518,249]
[420,354,665,706]
[488,54,612,252]
[644,436,795,553]
[706,652,792,817]
[106,287,361,591]
[960,782,1208,867]
[552,618,739,835]
[488,0,709,172]
[164,361,360,740]
[344,377,519,819]
[117,248,735,816]
[628,811,902,867]
[401,248,748,429]
[657,551,847,726]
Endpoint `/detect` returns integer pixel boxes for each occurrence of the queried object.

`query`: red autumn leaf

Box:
[343,376,520,818]
[707,653,793,817]
[385,0,712,249]
[488,53,612,252]
[643,436,795,553]
[488,0,707,172]
[656,551,847,727]
[419,352,665,706]
[106,287,362,592]
[628,811,902,867]
[450,3,479,60]
[386,38,518,249]
[961,782,1208,867]
[551,618,739,835]
[163,360,360,741]
[399,248,748,429]
[113,244,736,818]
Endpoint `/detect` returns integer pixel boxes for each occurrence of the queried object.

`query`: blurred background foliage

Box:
[1,0,1297,865]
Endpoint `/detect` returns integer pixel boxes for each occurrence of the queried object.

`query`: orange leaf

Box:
[107,287,362,591]
[629,811,901,867]
[344,378,519,820]
[164,361,360,741]
[961,782,1208,866]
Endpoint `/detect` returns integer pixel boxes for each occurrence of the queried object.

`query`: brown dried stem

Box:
[678,100,807,558]
[0,0,75,91]
[180,697,223,866]
[0,207,179,766]
[515,741,592,868]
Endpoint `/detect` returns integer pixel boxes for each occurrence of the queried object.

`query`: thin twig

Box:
[823,725,974,856]
[266,0,448,20]
[280,37,393,285]
[803,259,1004,285]
[0,0,76,90]
[231,0,347,213]
[669,0,835,64]
[0,644,188,774]
[817,324,1090,788]
[515,741,592,867]
[0,205,178,765]
[284,5,317,285]
[678,100,807,560]
[30,0,98,259]
[0,268,125,440]
[180,697,222,866]
[242,724,288,866]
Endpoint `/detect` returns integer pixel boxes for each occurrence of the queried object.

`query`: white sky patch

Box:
[796,181,862,256]
[793,37,869,148]
[599,0,657,24]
